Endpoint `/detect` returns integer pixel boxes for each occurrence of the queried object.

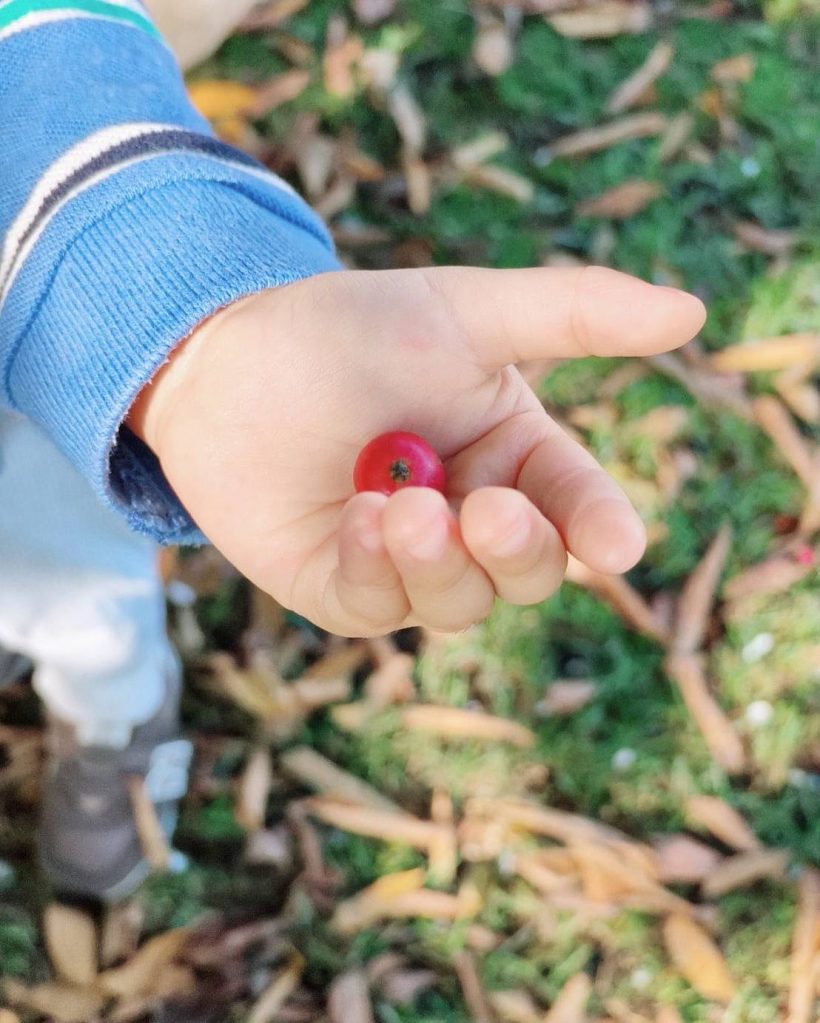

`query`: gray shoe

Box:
[0,646,32,689]
[38,649,193,902]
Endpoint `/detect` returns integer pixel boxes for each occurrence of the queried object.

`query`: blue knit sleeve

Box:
[0,2,340,544]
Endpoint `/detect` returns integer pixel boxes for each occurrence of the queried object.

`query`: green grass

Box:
[1,4,817,1021]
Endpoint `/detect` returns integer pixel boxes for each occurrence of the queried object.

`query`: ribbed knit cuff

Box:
[5,181,340,544]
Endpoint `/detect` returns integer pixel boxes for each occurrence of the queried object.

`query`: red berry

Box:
[354,431,446,496]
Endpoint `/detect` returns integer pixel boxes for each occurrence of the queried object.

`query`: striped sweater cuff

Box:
[3,179,340,544]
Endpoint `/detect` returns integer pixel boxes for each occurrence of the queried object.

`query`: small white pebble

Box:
[166,579,197,608]
[612,747,637,772]
[742,632,774,663]
[740,156,761,177]
[630,967,652,990]
[745,700,774,727]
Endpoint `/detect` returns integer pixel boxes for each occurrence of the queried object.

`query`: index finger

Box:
[421,265,706,367]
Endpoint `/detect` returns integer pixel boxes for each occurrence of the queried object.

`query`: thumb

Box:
[420,265,706,367]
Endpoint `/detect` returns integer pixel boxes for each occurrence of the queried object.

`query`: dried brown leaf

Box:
[514,851,579,895]
[654,834,723,884]
[649,352,753,420]
[464,163,535,203]
[402,151,432,214]
[451,131,509,169]
[724,553,814,603]
[673,524,732,654]
[43,903,98,987]
[775,375,820,425]
[665,653,746,774]
[732,220,799,255]
[566,557,670,644]
[468,796,626,846]
[710,334,820,372]
[400,704,535,747]
[489,989,541,1023]
[453,951,496,1023]
[473,16,515,76]
[207,653,284,721]
[364,651,416,707]
[543,972,592,1023]
[570,840,694,915]
[306,796,451,852]
[662,914,737,1004]
[99,927,191,999]
[656,1008,684,1023]
[2,980,105,1023]
[250,69,312,117]
[188,80,258,121]
[607,40,675,113]
[331,870,480,932]
[323,17,364,98]
[753,395,818,490]
[388,83,427,153]
[685,795,761,852]
[235,745,272,832]
[541,112,666,159]
[658,111,695,162]
[576,179,662,218]
[328,969,373,1023]
[0,1011,20,1023]
[701,849,789,897]
[547,1,652,38]
[538,680,597,716]
[710,53,756,83]
[281,746,401,811]
[786,868,820,1023]
[248,955,303,1023]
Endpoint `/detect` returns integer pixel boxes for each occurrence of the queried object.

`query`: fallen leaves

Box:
[685,795,761,852]
[400,704,536,747]
[538,112,667,160]
[710,334,820,373]
[700,848,789,898]
[606,40,675,114]
[188,79,258,120]
[665,654,746,775]
[786,869,820,1023]
[662,914,737,1004]
[542,973,592,1023]
[575,179,662,219]
[547,1,652,38]
[672,524,732,655]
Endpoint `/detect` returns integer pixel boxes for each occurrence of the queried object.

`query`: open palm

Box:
[132,266,705,636]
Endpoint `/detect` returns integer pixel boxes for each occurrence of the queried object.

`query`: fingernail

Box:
[409,517,449,560]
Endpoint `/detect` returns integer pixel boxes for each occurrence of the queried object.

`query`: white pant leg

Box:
[143,0,261,70]
[0,411,168,746]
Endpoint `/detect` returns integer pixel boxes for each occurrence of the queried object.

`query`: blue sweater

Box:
[0,0,340,543]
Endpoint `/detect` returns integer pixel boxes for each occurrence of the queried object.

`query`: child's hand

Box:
[129,266,705,636]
